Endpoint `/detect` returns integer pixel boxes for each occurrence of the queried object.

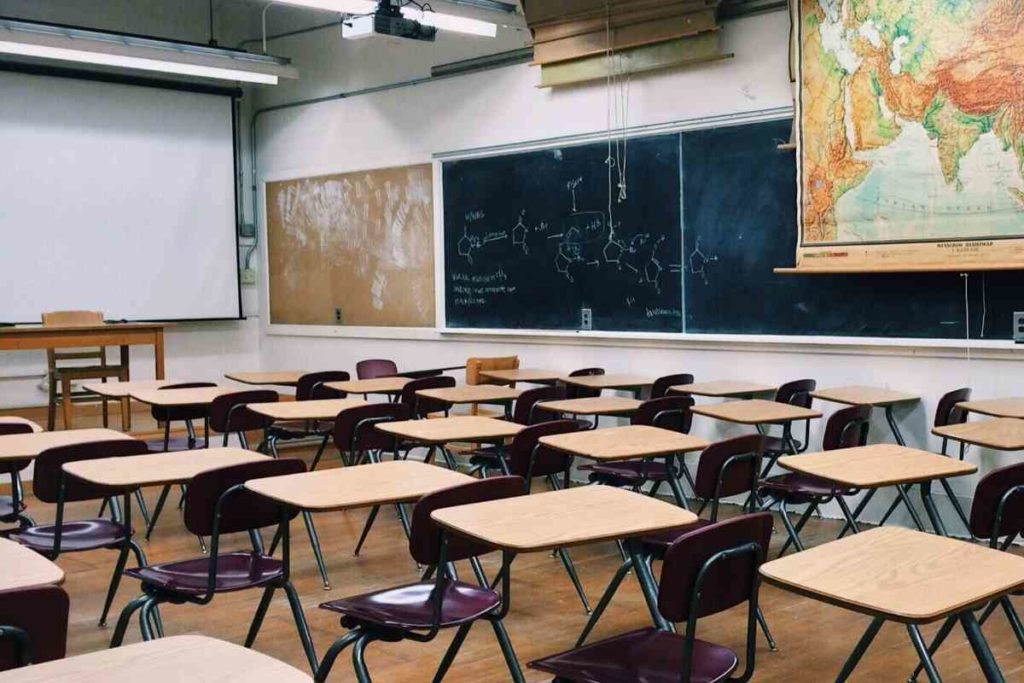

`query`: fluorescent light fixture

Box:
[273,0,498,37]
[0,40,279,84]
[0,19,297,85]
[401,7,497,37]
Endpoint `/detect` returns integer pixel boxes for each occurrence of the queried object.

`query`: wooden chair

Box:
[465,356,519,417]
[42,311,128,431]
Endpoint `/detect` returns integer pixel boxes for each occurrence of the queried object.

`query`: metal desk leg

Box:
[907,624,944,683]
[835,616,885,683]
[626,539,670,631]
[920,480,949,537]
[664,455,691,511]
[884,405,906,446]
[960,611,1006,683]
[896,482,927,531]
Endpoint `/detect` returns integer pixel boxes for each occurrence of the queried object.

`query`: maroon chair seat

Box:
[11,519,127,553]
[124,552,283,595]
[759,472,856,501]
[321,581,500,630]
[530,627,739,683]
[579,460,670,484]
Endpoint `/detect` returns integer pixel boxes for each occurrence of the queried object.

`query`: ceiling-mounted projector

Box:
[342,1,437,41]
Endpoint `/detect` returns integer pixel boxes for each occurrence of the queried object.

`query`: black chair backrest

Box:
[184,458,304,537]
[564,367,604,399]
[152,382,218,422]
[694,435,764,513]
[651,373,694,399]
[821,405,872,451]
[512,385,566,425]
[333,403,411,454]
[0,423,33,474]
[33,439,149,503]
[399,376,456,418]
[356,359,398,380]
[775,379,817,409]
[0,586,69,670]
[935,387,972,428]
[507,420,583,480]
[631,396,694,434]
[296,371,350,401]
[658,512,772,623]
[970,461,1024,541]
[409,476,525,565]
[209,390,278,434]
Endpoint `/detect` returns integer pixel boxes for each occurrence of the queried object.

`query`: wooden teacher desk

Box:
[0,322,168,376]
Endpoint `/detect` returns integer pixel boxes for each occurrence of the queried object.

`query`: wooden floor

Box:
[8,410,1024,681]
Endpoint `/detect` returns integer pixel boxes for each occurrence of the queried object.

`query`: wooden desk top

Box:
[417,385,520,405]
[669,381,776,397]
[0,635,312,682]
[0,537,64,591]
[82,379,178,398]
[433,485,696,553]
[760,526,1024,623]
[933,418,1024,451]
[0,416,43,433]
[129,386,232,407]
[536,396,642,416]
[63,448,269,488]
[691,399,822,425]
[0,322,169,335]
[778,445,977,488]
[226,370,305,387]
[325,377,411,395]
[539,425,709,461]
[957,398,1024,420]
[376,416,525,444]
[244,460,473,511]
[0,428,134,462]
[811,385,920,407]
[247,398,367,421]
[479,368,561,384]
[559,373,654,390]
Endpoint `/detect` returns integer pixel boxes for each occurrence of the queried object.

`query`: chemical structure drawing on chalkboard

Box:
[689,237,719,285]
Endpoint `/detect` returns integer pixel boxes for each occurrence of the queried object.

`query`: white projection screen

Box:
[0,69,241,322]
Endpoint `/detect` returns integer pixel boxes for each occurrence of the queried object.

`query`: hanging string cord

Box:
[962,273,972,385]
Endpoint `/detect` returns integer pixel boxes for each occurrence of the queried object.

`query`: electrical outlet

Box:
[239,268,257,286]
[580,308,592,331]
[1014,312,1024,343]
[334,308,343,325]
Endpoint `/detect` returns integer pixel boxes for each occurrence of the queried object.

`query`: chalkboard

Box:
[442,135,683,332]
[443,118,1023,339]
[682,119,1021,339]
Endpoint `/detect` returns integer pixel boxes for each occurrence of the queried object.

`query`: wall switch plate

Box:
[240,268,257,286]
[1014,312,1024,343]
[334,308,343,324]
[580,308,592,331]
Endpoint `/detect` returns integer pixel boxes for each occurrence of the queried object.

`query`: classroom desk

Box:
[82,379,183,432]
[558,373,654,396]
[933,418,1024,451]
[0,428,134,463]
[225,371,305,387]
[62,447,269,490]
[416,385,520,418]
[669,380,777,398]
[0,416,43,433]
[376,416,524,471]
[692,399,821,454]
[0,635,312,683]
[247,398,367,422]
[0,536,64,591]
[539,425,708,507]
[245,461,473,588]
[0,322,168,379]
[325,376,410,398]
[957,398,1024,420]
[479,368,561,385]
[760,527,1024,682]
[811,385,920,445]
[129,386,232,407]
[432,485,696,681]
[777,445,977,538]
[535,396,642,418]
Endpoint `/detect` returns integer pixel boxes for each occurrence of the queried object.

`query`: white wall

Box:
[253,10,1024,532]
